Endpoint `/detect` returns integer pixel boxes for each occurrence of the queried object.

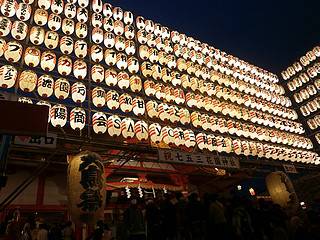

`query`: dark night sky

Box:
[108,0,320,75]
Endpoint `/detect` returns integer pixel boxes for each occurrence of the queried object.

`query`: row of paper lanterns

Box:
[286,65,320,92]
[307,115,320,130]
[300,97,320,117]
[293,84,317,104]
[282,46,320,80]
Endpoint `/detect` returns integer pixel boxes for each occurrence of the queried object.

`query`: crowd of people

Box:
[1,192,320,240]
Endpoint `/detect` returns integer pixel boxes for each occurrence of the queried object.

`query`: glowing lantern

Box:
[113,6,123,20]
[136,16,145,30]
[58,55,72,76]
[77,7,88,23]
[64,3,77,19]
[11,21,28,40]
[125,40,135,55]
[107,115,121,137]
[73,59,87,80]
[92,0,102,13]
[24,47,40,67]
[29,26,45,45]
[90,45,103,63]
[54,78,70,100]
[196,133,208,150]
[141,61,152,77]
[18,97,32,104]
[167,55,177,69]
[164,86,174,103]
[134,120,149,141]
[44,31,59,49]
[106,90,119,110]
[78,0,89,8]
[124,24,135,40]
[147,33,156,48]
[91,64,104,83]
[148,123,162,143]
[36,100,51,122]
[121,118,135,139]
[158,103,170,121]
[41,51,56,72]
[177,108,189,125]
[132,97,145,116]
[171,71,181,87]
[117,71,129,89]
[155,83,165,100]
[146,100,158,118]
[186,92,197,108]
[114,20,124,36]
[92,27,103,44]
[128,57,139,74]
[103,3,112,17]
[104,32,115,48]
[4,41,22,63]
[104,49,117,66]
[70,107,86,130]
[156,36,165,51]
[75,22,87,38]
[50,104,67,127]
[1,0,16,17]
[62,18,75,35]
[190,111,201,128]
[154,24,162,37]
[173,128,184,146]
[37,75,54,98]
[115,35,125,51]
[0,65,17,88]
[137,29,147,44]
[139,45,149,60]
[116,53,127,70]
[16,3,31,21]
[71,82,86,103]
[38,0,50,9]
[119,93,132,112]
[144,80,156,96]
[60,36,74,55]
[162,126,175,145]
[74,40,87,58]
[103,17,114,32]
[92,87,105,107]
[169,105,180,123]
[0,17,10,37]
[152,64,162,80]
[48,13,61,31]
[232,139,242,155]
[104,68,117,86]
[123,11,133,24]
[92,112,107,134]
[19,70,37,92]
[34,8,48,26]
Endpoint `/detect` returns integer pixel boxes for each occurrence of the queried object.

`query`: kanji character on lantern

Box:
[0,64,17,89]
[16,3,31,21]
[71,82,86,103]
[29,26,45,45]
[11,21,28,40]
[92,112,107,134]
[0,17,11,37]
[4,40,22,63]
[70,107,86,130]
[24,47,41,67]
[106,90,119,110]
[64,3,77,19]
[48,13,61,31]
[37,75,54,98]
[62,18,75,35]
[76,22,88,38]
[92,87,105,108]
[54,78,70,100]
[50,104,67,127]
[19,70,37,92]
[132,97,145,116]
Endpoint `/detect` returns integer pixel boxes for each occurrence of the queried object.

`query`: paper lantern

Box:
[155,83,165,100]
[90,45,103,63]
[91,64,104,83]
[0,17,11,37]
[147,33,156,48]
[232,139,242,155]
[73,59,87,80]
[92,112,107,134]
[34,8,48,26]
[113,6,123,20]
[19,70,37,92]
[106,90,119,110]
[146,100,158,118]
[141,61,152,78]
[64,3,77,19]
[48,13,61,31]
[71,82,86,103]
[186,92,197,108]
[117,71,129,89]
[125,40,135,56]
[92,0,102,13]
[60,36,74,55]
[1,0,16,17]
[40,51,56,72]
[156,36,165,51]
[77,7,88,23]
[139,45,149,60]
[18,97,32,104]
[54,78,70,100]
[75,22,88,38]
[78,0,89,8]
[121,118,135,139]
[136,16,145,30]
[157,103,170,121]
[75,40,87,58]
[29,26,44,46]
[11,21,28,40]
[137,29,147,44]
[107,115,122,137]
[92,27,103,44]
[144,80,156,96]
[201,114,211,131]
[152,64,162,80]
[196,133,207,150]
[182,129,195,148]
[16,3,31,21]
[0,65,17,88]
[23,47,40,67]
[104,32,115,48]
[36,100,51,122]
[190,111,202,129]
[169,105,180,123]
[116,53,127,70]
[58,55,72,76]
[62,18,75,35]
[266,171,298,210]
[104,68,117,86]
[177,108,189,125]
[114,20,124,36]
[4,41,22,63]
[103,17,113,32]
[132,97,145,116]
[37,75,54,98]
[38,0,50,9]
[133,120,148,141]
[70,107,86,130]
[92,87,105,107]
[119,93,132,113]
[44,31,59,49]
[104,49,116,66]
[124,24,135,40]
[103,3,112,17]
[115,35,125,51]
[127,57,139,74]
[164,86,174,103]
[50,104,67,127]
[160,126,174,145]
[173,127,185,146]
[147,123,162,143]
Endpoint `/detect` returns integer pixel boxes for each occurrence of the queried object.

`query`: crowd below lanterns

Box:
[2,192,320,240]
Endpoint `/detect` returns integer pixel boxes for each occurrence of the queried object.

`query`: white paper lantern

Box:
[29,26,45,45]
[106,90,119,110]
[196,133,208,150]
[71,82,86,103]
[104,49,117,66]
[40,51,56,72]
[58,55,72,76]
[144,80,156,96]
[103,17,114,31]
[1,0,17,17]
[117,71,129,89]
[103,3,112,17]
[54,78,70,100]
[141,61,152,77]
[48,13,61,31]
[104,32,115,48]
[50,104,67,127]
[130,75,142,92]
[92,27,103,44]
[173,127,185,146]
[146,100,158,118]
[37,74,54,98]
[64,3,77,19]
[124,11,133,25]
[77,7,88,23]
[92,112,107,134]
[73,59,87,80]
[78,0,89,8]
[128,56,139,74]
[0,64,17,88]
[91,64,104,83]
[125,40,135,56]
[16,3,31,21]
[119,93,132,112]
[75,22,87,38]
[70,107,86,130]
[162,126,174,145]
[132,97,145,116]
[74,40,87,58]
[134,120,149,141]
[158,103,170,121]
[44,31,59,49]
[116,53,127,70]
[149,123,162,143]
[114,20,124,36]
[104,68,117,86]
[115,35,125,51]
[113,7,123,20]
[62,18,75,35]
[92,0,102,13]
[24,47,41,67]
[107,115,122,137]
[90,45,103,63]
[121,118,135,139]
[4,41,22,63]
[34,8,48,26]
[38,0,50,9]
[11,21,28,40]
[19,70,37,92]
[92,87,105,107]
[0,16,11,37]
[137,29,147,44]
[60,36,74,55]
[183,129,195,148]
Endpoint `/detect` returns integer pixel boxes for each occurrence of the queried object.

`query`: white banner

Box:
[14,133,57,149]
[158,149,240,169]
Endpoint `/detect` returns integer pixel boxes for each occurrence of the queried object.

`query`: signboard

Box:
[283,164,297,174]
[158,149,240,169]
[14,133,57,149]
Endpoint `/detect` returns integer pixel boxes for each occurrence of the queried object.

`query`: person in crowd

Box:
[62,221,73,240]
[37,223,48,240]
[185,193,204,240]
[124,199,146,240]
[160,194,178,240]
[207,194,227,240]
[87,220,112,240]
[21,222,32,240]
[145,199,162,240]
[175,192,187,240]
